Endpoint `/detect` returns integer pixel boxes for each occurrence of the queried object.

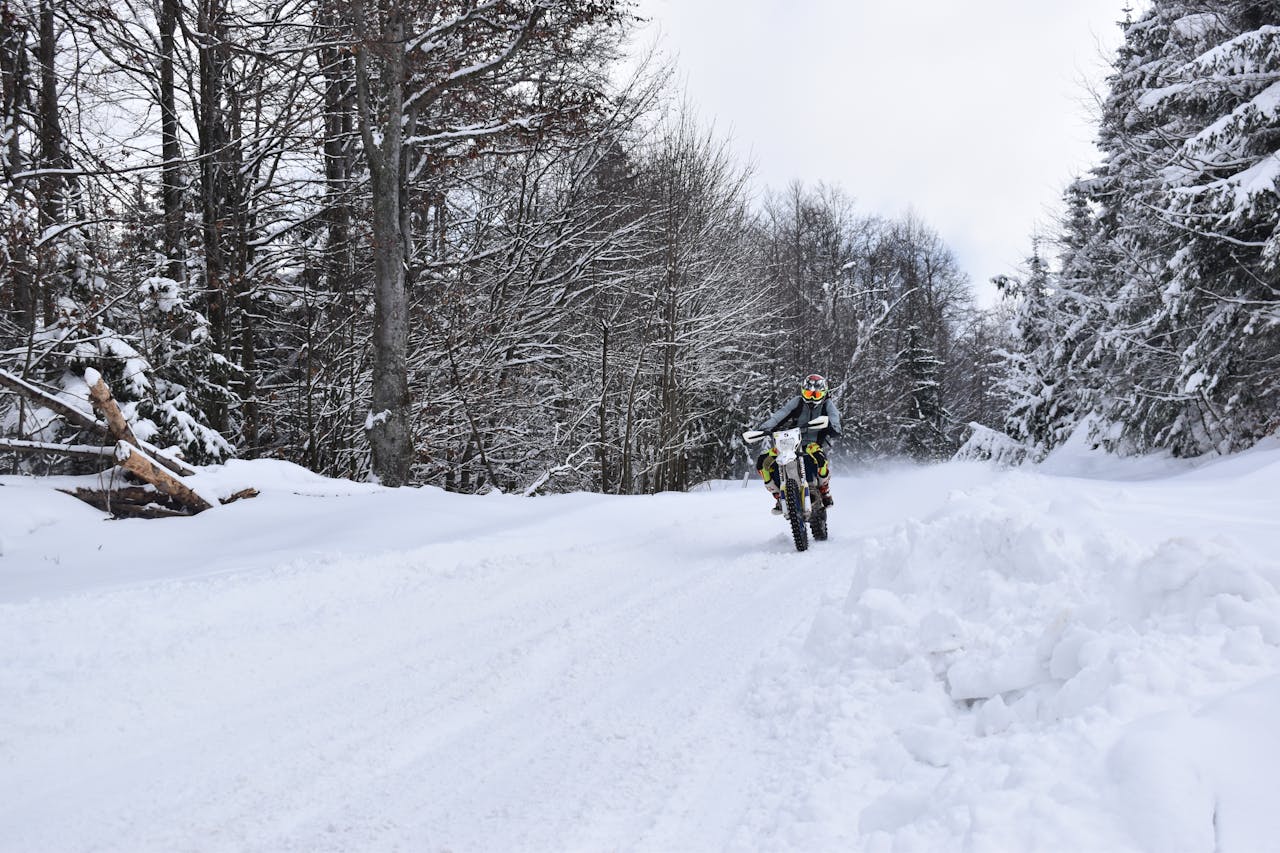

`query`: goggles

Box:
[802,388,825,401]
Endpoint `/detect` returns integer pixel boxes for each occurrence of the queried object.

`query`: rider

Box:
[747,373,842,515]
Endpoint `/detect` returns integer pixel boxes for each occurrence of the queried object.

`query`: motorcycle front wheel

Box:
[784,478,809,552]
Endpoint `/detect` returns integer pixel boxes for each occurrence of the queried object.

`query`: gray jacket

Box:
[757,395,842,446]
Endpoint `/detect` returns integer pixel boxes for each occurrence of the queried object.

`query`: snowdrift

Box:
[753,442,1280,851]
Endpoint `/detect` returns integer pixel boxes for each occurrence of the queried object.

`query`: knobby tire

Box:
[810,498,828,541]
[785,478,808,552]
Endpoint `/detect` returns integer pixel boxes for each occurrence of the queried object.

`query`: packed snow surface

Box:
[4,442,1280,852]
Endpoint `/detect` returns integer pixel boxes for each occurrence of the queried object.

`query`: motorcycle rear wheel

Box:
[810,498,828,541]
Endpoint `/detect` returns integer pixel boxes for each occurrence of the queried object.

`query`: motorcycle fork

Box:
[782,460,809,519]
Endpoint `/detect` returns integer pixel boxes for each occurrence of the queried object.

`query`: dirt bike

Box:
[743,416,830,552]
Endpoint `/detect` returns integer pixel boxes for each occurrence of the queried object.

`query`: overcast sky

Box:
[629,0,1135,304]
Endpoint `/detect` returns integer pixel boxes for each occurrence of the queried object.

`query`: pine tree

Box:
[1025,0,1280,457]
[1136,3,1280,451]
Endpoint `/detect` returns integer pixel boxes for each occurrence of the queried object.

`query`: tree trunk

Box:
[0,438,113,459]
[159,0,184,284]
[656,189,682,493]
[197,0,231,433]
[35,0,62,327]
[80,370,196,475]
[368,155,412,485]
[320,9,354,296]
[0,12,32,334]
[598,319,610,493]
[0,367,105,434]
[230,83,257,452]
[355,1,412,486]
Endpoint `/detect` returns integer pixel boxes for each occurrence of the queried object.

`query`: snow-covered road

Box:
[4,446,1280,851]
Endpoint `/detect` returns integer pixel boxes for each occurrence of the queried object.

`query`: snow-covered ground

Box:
[3,442,1280,852]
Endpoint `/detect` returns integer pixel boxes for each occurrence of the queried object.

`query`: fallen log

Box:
[139,442,194,477]
[0,367,194,476]
[87,372,141,449]
[84,369,195,476]
[0,368,106,435]
[115,442,213,513]
[4,369,253,518]
[0,438,114,460]
[60,486,192,519]
[86,485,162,503]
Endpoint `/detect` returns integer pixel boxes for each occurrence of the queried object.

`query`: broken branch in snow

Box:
[3,369,250,517]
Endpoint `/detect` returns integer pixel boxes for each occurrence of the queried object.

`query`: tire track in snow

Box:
[3,491,857,852]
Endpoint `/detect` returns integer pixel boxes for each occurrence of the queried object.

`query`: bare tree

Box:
[341,0,629,486]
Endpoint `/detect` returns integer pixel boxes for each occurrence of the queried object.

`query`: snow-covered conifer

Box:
[1019,1,1280,456]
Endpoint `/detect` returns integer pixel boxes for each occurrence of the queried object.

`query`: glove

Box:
[742,429,766,443]
[807,415,829,430]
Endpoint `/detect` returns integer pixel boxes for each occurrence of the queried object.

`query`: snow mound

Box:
[748,461,1280,851]
[834,497,1280,715]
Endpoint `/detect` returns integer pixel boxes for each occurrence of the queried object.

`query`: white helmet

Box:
[801,373,827,403]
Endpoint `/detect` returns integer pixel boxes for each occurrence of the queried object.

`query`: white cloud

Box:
[630,0,1134,304]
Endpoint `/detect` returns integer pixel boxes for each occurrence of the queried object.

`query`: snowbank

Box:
[759,445,1280,851]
